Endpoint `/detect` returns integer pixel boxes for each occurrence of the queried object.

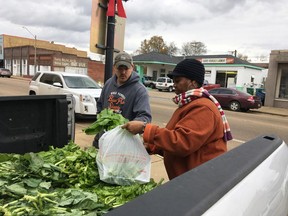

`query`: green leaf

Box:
[5,183,27,195]
[0,179,8,187]
[23,178,42,188]
[83,108,128,135]
[39,181,52,190]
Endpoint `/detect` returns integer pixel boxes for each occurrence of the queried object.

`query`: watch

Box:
[142,121,147,133]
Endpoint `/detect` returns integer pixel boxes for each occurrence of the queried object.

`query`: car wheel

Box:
[168,86,173,92]
[29,91,36,95]
[229,101,240,111]
[158,89,162,92]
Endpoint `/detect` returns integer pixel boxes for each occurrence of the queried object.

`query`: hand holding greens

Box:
[83,109,128,135]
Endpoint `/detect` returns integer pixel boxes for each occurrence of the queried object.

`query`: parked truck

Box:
[0,94,75,154]
[106,134,288,216]
[1,95,288,215]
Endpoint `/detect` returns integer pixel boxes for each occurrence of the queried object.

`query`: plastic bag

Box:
[96,126,151,185]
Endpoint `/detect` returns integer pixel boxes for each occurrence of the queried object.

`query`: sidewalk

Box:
[252,106,288,117]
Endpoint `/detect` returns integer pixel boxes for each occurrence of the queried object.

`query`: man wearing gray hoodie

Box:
[93,52,152,147]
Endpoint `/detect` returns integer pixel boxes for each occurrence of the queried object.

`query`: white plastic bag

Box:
[96,126,151,185]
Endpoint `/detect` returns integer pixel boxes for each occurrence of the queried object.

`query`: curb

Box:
[251,108,288,117]
[12,76,31,81]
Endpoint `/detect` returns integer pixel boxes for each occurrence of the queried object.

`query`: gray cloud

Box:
[0,0,287,60]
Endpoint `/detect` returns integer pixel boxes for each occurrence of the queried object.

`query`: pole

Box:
[34,35,37,74]
[104,4,116,83]
[22,26,37,75]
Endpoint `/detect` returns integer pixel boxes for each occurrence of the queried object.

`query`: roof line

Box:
[204,64,264,70]
[134,61,264,70]
[133,61,177,66]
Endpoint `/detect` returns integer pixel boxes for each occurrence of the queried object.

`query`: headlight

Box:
[80,95,92,102]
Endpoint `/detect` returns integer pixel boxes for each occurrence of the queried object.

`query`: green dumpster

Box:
[246,87,254,95]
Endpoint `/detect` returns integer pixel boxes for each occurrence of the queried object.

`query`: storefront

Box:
[2,34,89,77]
[133,52,265,91]
[265,50,288,108]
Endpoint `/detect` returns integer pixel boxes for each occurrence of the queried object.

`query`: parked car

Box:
[29,71,102,118]
[0,68,12,78]
[208,87,261,112]
[155,77,174,92]
[143,75,156,88]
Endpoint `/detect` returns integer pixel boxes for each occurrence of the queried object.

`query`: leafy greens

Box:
[0,142,162,215]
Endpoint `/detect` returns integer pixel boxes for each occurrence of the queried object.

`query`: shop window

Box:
[22,59,27,74]
[5,59,11,69]
[160,68,166,77]
[152,70,157,81]
[279,69,288,99]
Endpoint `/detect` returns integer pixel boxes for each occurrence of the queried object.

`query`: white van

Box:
[29,71,102,118]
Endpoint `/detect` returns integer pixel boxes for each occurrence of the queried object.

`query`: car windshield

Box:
[63,76,101,89]
[157,78,166,82]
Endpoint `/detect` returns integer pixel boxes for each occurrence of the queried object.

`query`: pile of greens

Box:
[83,109,128,135]
[0,142,162,215]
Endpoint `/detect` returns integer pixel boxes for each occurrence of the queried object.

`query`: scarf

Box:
[173,88,233,142]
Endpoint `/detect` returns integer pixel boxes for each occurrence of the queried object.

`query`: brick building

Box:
[0,34,105,83]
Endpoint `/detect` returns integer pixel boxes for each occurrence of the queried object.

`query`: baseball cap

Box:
[114,52,133,69]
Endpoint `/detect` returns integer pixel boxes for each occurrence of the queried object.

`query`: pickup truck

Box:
[106,134,288,216]
[0,95,75,153]
[1,95,288,215]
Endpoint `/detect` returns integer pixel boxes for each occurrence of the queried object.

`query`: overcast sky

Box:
[0,0,287,62]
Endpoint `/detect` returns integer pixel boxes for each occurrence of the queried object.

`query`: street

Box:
[1,77,288,150]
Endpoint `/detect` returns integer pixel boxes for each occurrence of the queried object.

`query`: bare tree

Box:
[167,42,179,55]
[181,41,207,56]
[237,53,249,61]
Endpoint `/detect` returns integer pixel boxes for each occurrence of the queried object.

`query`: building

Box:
[0,34,105,83]
[133,52,266,92]
[265,50,288,108]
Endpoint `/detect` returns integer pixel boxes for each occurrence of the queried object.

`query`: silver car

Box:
[0,68,12,78]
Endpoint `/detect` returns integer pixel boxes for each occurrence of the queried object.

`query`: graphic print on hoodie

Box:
[108,91,126,114]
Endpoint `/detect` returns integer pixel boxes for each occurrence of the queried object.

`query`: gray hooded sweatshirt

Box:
[97,71,152,123]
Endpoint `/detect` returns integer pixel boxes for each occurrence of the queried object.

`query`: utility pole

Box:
[104,5,116,82]
[23,26,37,75]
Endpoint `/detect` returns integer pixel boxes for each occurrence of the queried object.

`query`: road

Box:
[0,77,29,96]
[1,77,288,150]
